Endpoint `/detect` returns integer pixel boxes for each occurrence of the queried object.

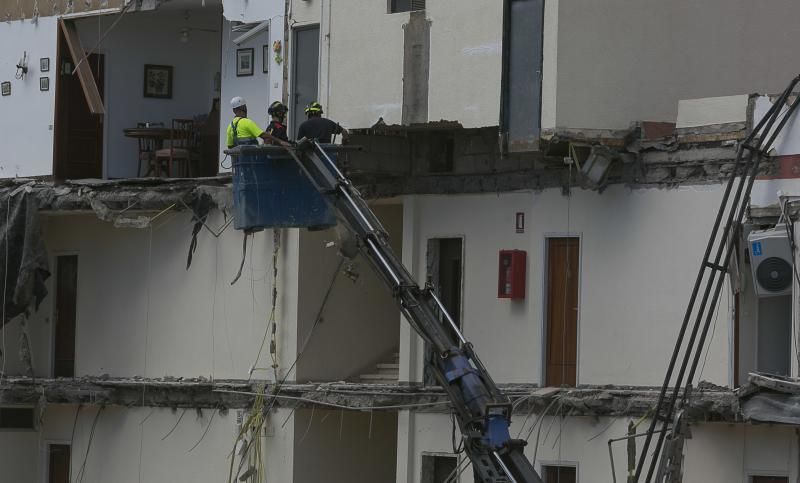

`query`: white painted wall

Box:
[552,0,800,129]
[399,412,798,483]
[73,9,222,179]
[0,403,298,483]
[294,409,397,483]
[0,17,58,178]
[219,0,284,166]
[296,204,402,381]
[401,185,731,386]
[4,212,301,381]
[426,0,502,128]
[290,0,503,130]
[45,404,236,482]
[0,428,38,482]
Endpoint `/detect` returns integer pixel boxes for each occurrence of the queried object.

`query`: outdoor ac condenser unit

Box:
[748,225,794,297]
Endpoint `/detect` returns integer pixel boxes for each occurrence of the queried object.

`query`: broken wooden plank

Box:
[59,18,105,115]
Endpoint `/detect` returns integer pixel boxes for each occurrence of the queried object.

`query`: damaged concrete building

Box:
[1,0,800,482]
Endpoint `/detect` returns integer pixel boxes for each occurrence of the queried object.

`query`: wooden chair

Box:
[155,119,197,177]
[137,122,161,177]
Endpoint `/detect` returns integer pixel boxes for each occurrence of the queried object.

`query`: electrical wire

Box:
[161,408,188,441]
[68,405,82,483]
[74,405,104,483]
[248,231,281,383]
[188,407,218,452]
[1,195,9,384]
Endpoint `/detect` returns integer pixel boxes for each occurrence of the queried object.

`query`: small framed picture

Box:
[143,64,173,99]
[40,57,50,73]
[1,81,10,97]
[39,77,49,91]
[262,45,269,74]
[236,48,254,77]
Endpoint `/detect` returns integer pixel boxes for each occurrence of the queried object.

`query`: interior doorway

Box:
[54,27,104,180]
[544,237,579,387]
[424,237,464,385]
[54,255,78,378]
[291,25,320,138]
[48,444,71,483]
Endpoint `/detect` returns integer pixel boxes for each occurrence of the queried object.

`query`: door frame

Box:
[425,235,466,331]
[540,233,582,387]
[50,252,79,379]
[52,26,107,180]
[290,23,321,139]
[40,440,72,483]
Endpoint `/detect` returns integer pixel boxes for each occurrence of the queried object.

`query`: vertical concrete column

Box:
[400,196,423,383]
[401,11,430,126]
[395,409,416,483]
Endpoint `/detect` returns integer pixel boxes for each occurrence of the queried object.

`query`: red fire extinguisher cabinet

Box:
[498,250,526,299]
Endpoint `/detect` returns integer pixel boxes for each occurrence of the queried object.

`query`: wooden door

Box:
[54,27,104,180]
[54,256,78,378]
[545,238,579,387]
[48,444,71,483]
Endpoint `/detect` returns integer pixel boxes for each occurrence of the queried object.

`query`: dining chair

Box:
[155,119,197,177]
[137,122,157,177]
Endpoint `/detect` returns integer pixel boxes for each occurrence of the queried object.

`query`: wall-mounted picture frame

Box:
[262,45,269,74]
[1,81,10,97]
[40,57,50,73]
[143,64,173,99]
[236,48,254,77]
[39,77,49,91]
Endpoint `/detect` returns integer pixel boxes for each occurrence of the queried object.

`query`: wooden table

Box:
[123,127,171,142]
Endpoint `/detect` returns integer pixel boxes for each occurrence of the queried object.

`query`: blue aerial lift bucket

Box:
[228,145,337,232]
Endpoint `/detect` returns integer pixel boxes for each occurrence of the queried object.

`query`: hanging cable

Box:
[230,232,249,285]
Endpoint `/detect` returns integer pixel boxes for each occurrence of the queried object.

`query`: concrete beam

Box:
[0,377,740,422]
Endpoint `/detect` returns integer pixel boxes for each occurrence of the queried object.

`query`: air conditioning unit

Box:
[748,225,794,297]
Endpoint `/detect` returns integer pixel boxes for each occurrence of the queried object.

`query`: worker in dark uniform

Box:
[297,101,349,144]
[226,96,290,148]
[265,101,290,144]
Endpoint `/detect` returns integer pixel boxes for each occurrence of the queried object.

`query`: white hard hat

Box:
[230,96,247,109]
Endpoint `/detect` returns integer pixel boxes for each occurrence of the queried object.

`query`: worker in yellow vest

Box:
[226,96,290,148]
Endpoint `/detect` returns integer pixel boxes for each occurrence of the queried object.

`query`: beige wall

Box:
[551,0,800,129]
[4,212,301,382]
[294,409,397,483]
[290,0,503,130]
[401,185,732,386]
[297,203,403,381]
[399,412,798,483]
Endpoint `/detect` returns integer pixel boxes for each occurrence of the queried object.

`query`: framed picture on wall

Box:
[1,81,10,97]
[236,48,254,77]
[143,64,173,99]
[262,45,269,74]
[40,58,50,73]
[39,77,49,91]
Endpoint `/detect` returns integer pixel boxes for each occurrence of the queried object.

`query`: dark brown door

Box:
[543,465,576,483]
[54,27,104,180]
[545,238,579,387]
[48,444,71,483]
[752,477,788,483]
[54,256,78,378]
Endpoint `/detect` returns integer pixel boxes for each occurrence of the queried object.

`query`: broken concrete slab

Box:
[0,377,742,422]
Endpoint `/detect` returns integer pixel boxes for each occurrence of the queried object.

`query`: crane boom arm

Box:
[287,141,542,483]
